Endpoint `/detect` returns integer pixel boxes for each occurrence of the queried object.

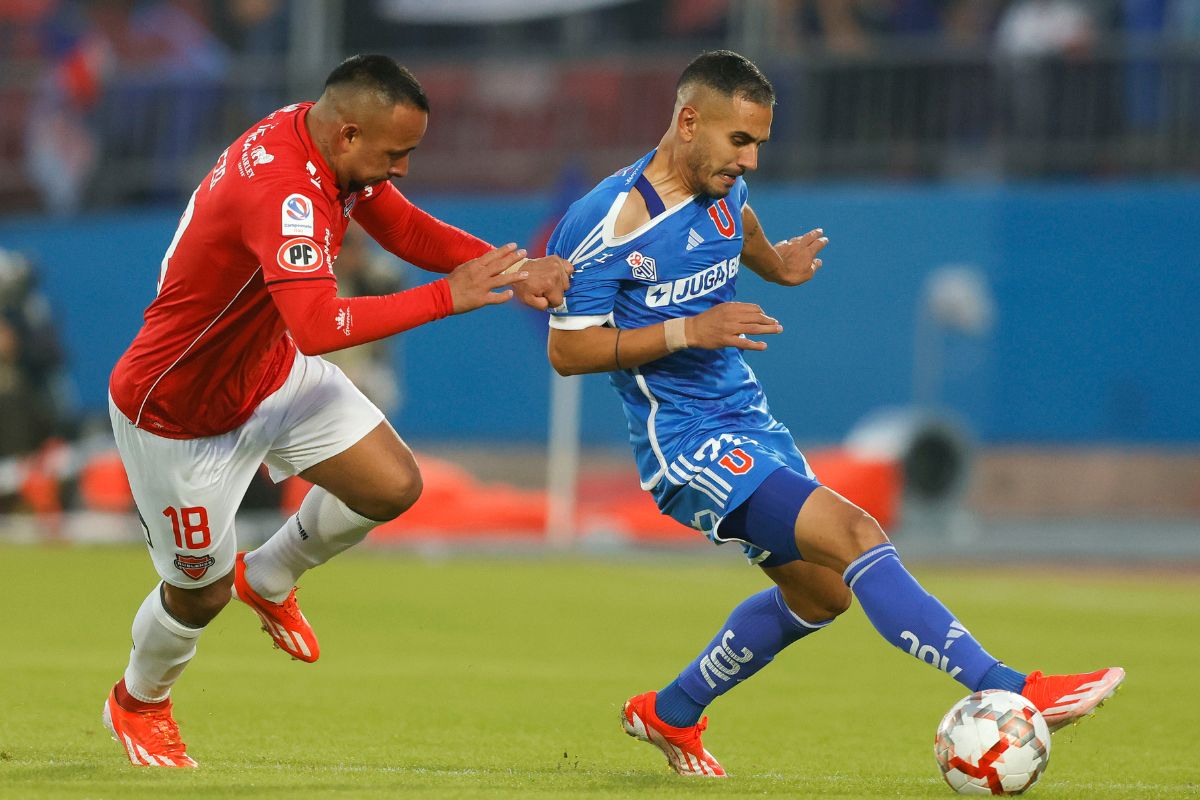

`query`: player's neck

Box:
[304,104,342,190]
[642,145,698,206]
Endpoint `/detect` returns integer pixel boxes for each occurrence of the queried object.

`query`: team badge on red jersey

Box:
[277,237,324,272]
[173,554,216,580]
[281,193,314,236]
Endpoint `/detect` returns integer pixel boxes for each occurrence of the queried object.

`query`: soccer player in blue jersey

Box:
[546,50,1124,778]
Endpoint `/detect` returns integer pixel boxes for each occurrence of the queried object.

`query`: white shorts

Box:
[110,354,385,588]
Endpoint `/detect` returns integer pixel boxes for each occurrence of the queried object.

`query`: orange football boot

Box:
[232,551,319,662]
[1021,667,1125,731]
[621,691,726,777]
[102,680,197,767]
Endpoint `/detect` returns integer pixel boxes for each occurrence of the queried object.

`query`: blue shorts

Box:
[652,432,821,567]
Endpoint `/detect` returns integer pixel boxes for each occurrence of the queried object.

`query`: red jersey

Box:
[110,102,490,438]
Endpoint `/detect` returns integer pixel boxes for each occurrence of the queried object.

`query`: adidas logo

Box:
[944,620,968,650]
[686,228,704,251]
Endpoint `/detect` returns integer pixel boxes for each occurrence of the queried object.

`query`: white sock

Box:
[124,584,203,703]
[244,486,379,602]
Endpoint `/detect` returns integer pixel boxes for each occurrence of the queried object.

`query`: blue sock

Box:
[654,680,705,727]
[843,543,1000,692]
[655,587,833,727]
[978,662,1028,693]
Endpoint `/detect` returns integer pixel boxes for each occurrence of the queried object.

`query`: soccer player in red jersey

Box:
[102,55,572,767]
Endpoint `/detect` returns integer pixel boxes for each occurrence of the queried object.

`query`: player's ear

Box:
[339,123,361,148]
[678,106,699,142]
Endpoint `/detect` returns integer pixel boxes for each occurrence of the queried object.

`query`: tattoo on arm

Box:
[744,213,760,240]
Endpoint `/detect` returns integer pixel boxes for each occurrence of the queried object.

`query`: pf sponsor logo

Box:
[626,250,657,281]
[277,237,324,273]
[173,554,216,580]
[281,193,314,236]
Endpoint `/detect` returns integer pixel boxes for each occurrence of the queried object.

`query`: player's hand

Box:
[512,256,574,310]
[773,228,828,286]
[446,244,528,315]
[684,302,783,351]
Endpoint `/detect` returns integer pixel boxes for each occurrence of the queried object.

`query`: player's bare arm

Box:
[548,301,783,376]
[739,204,827,286]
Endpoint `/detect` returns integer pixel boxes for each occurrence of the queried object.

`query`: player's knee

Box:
[359,469,423,521]
[845,510,887,559]
[778,573,853,622]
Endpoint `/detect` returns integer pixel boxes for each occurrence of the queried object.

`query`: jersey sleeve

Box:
[267,278,452,355]
[351,181,491,273]
[243,177,453,354]
[243,179,338,289]
[546,209,624,331]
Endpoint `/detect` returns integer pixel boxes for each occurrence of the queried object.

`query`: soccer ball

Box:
[934,690,1051,796]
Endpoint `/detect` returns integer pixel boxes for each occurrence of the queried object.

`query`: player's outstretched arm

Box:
[740,204,827,286]
[266,245,527,356]
[445,244,530,314]
[352,182,493,273]
[548,302,783,376]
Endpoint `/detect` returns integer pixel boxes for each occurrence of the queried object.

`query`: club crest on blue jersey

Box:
[627,251,657,281]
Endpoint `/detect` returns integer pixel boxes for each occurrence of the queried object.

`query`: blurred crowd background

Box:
[0,0,1196,548]
[3,0,1200,213]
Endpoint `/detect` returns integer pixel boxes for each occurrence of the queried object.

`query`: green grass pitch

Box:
[1,542,1197,799]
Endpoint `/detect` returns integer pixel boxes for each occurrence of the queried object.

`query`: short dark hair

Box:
[677,50,774,106]
[324,54,429,112]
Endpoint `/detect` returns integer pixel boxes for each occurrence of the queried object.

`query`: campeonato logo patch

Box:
[285,195,310,220]
[277,237,324,273]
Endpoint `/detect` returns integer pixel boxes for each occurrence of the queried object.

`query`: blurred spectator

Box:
[1123,0,1167,134]
[995,0,1102,172]
[211,0,287,117]
[996,0,1096,58]
[24,0,231,209]
[102,0,230,202]
[22,1,115,214]
[942,0,1001,48]
[1123,0,1200,145]
[213,0,286,54]
[0,248,71,460]
[322,224,405,417]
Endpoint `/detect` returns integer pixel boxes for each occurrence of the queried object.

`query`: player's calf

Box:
[162,572,233,627]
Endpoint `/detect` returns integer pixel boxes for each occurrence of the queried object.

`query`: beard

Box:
[686,146,733,199]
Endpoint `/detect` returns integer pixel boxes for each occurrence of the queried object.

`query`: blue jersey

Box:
[549,150,814,545]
